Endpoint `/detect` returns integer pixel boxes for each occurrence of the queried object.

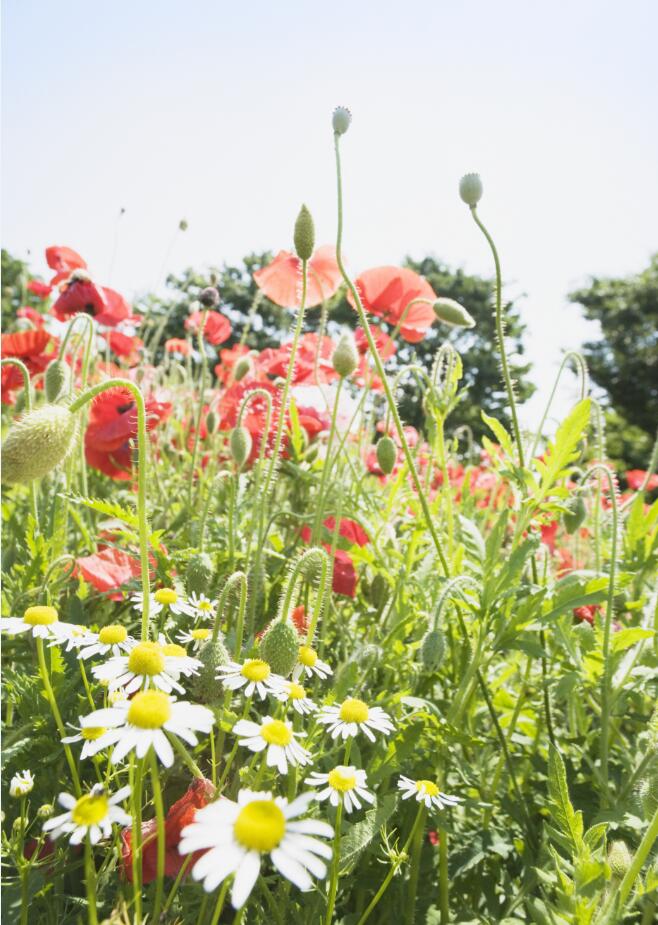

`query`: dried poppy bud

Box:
[259,619,300,677]
[432,298,475,329]
[2,404,77,484]
[199,287,220,308]
[44,359,71,403]
[332,334,359,378]
[294,205,315,262]
[459,173,483,207]
[332,106,352,135]
[230,426,252,468]
[376,436,397,475]
[186,553,214,595]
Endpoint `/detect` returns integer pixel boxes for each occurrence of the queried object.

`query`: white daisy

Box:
[188,593,218,621]
[77,624,136,660]
[91,640,188,695]
[62,717,111,760]
[397,776,462,811]
[52,623,91,652]
[232,716,312,774]
[274,680,317,716]
[217,659,286,700]
[156,635,203,679]
[131,587,195,618]
[9,770,35,798]
[317,698,395,742]
[179,789,333,909]
[177,627,212,651]
[292,645,332,681]
[305,766,375,813]
[43,784,131,845]
[0,606,76,643]
[81,690,214,767]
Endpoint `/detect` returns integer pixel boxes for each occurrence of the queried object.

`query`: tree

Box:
[570,255,658,469]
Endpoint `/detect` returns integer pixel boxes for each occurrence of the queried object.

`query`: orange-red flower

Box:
[165,337,192,357]
[349,266,436,343]
[257,333,338,385]
[218,379,282,465]
[104,330,143,364]
[27,279,53,299]
[254,245,342,309]
[45,245,87,284]
[626,469,658,491]
[185,310,231,346]
[1,328,56,403]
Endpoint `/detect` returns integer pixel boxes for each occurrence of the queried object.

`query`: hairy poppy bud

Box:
[294,205,315,261]
[563,495,587,534]
[44,359,71,403]
[2,404,77,484]
[230,426,252,469]
[370,574,388,609]
[432,298,475,329]
[190,637,230,705]
[420,628,446,671]
[205,410,218,434]
[332,334,359,378]
[607,841,632,879]
[376,436,397,475]
[186,553,214,596]
[259,619,300,677]
[179,218,188,231]
[233,356,252,382]
[199,287,219,309]
[459,173,483,207]
[332,106,352,135]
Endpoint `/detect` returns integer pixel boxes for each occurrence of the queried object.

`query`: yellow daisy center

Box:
[23,606,58,626]
[191,628,210,641]
[81,726,107,741]
[99,625,127,645]
[241,659,270,682]
[154,588,178,605]
[72,792,109,826]
[328,767,357,792]
[298,645,317,667]
[127,690,172,728]
[416,780,439,797]
[339,698,369,723]
[128,642,165,676]
[261,720,293,746]
[197,600,213,612]
[162,643,186,658]
[288,683,306,700]
[234,800,285,852]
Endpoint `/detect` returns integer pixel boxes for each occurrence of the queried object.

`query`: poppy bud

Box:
[459,173,483,207]
[186,553,214,595]
[370,574,389,609]
[230,426,252,469]
[44,359,71,403]
[376,436,397,475]
[563,495,587,534]
[332,334,359,378]
[432,298,475,329]
[2,404,77,484]
[294,205,315,262]
[233,356,253,382]
[420,628,446,671]
[190,637,230,705]
[205,410,218,434]
[332,106,352,135]
[259,619,300,677]
[607,840,632,879]
[179,219,188,231]
[640,767,658,819]
[199,287,219,309]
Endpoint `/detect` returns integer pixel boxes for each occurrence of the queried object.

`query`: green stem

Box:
[597,805,658,922]
[324,801,344,925]
[312,377,344,543]
[405,804,427,925]
[130,756,144,924]
[188,309,209,512]
[209,879,231,925]
[84,837,99,925]
[149,752,166,923]
[35,638,81,794]
[438,827,449,924]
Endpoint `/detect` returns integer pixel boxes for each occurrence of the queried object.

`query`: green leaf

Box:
[610,627,654,653]
[481,411,515,460]
[66,494,138,528]
[547,744,583,851]
[535,399,591,499]
[339,794,397,871]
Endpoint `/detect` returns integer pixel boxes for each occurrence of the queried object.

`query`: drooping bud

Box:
[607,841,632,879]
[199,286,220,309]
[44,359,71,403]
[370,574,389,609]
[459,173,483,207]
[420,628,446,671]
[563,495,587,534]
[432,298,475,329]
[332,106,352,135]
[259,619,300,677]
[233,356,253,382]
[376,436,397,475]
[190,637,230,705]
[294,205,315,261]
[205,410,218,434]
[332,334,359,378]
[230,426,252,469]
[2,405,77,484]
[186,553,214,596]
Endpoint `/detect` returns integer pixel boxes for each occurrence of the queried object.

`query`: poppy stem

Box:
[187,309,209,515]
[149,751,166,924]
[83,837,99,925]
[35,637,81,795]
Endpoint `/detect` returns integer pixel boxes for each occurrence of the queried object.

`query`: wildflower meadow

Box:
[1,108,657,925]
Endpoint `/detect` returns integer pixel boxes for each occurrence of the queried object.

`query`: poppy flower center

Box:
[234,800,286,852]
[240,659,270,682]
[72,792,109,826]
[154,588,178,605]
[261,720,292,746]
[328,767,357,792]
[339,698,369,723]
[416,780,439,797]
[127,690,172,728]
[81,726,107,741]
[288,683,306,700]
[191,629,210,640]
[128,642,165,676]
[116,401,135,414]
[298,645,317,667]
[99,625,127,645]
[162,643,186,658]
[23,606,58,626]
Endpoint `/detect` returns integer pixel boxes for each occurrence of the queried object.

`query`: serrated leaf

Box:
[66,494,139,528]
[610,627,654,653]
[339,794,397,871]
[548,744,583,851]
[481,411,515,460]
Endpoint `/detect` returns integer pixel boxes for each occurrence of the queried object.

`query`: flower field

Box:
[1,108,657,925]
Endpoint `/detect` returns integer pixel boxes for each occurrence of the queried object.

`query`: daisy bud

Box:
[199,286,220,308]
[190,637,230,705]
[186,553,214,596]
[2,404,77,484]
[607,840,632,879]
[563,495,587,535]
[9,770,34,798]
[205,410,218,434]
[376,436,397,475]
[332,106,352,135]
[37,803,54,820]
[259,619,300,677]
[420,628,446,671]
[44,359,71,403]
[294,205,315,261]
[459,173,483,207]
[332,334,359,378]
[230,426,252,469]
[432,298,476,329]
[233,356,253,382]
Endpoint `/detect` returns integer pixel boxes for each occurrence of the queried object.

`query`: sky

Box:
[2,0,657,430]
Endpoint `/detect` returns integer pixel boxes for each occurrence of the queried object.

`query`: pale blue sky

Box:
[3,0,657,428]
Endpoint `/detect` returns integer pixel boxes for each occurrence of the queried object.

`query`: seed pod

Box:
[233,356,252,382]
[332,334,359,378]
[370,574,388,609]
[186,553,214,596]
[199,286,220,308]
[259,619,300,677]
[432,298,475,329]
[190,636,230,705]
[420,628,446,671]
[563,495,587,534]
[205,410,218,434]
[332,106,352,135]
[376,436,397,475]
[44,359,71,403]
[230,426,252,469]
[2,404,77,484]
[294,205,315,261]
[640,767,658,820]
[607,841,632,879]
[459,173,483,206]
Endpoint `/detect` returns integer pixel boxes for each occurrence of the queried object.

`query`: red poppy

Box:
[354,324,397,360]
[17,306,46,327]
[76,546,145,599]
[27,279,53,299]
[348,266,436,343]
[122,778,215,884]
[573,605,600,626]
[626,469,658,491]
[218,379,282,465]
[104,330,143,364]
[258,333,338,386]
[46,245,87,285]
[51,273,109,321]
[99,287,133,326]
[323,516,369,547]
[539,520,559,553]
[296,403,331,440]
[214,343,252,385]
[165,337,192,356]
[1,328,56,403]
[185,310,231,346]
[332,549,358,597]
[254,245,342,309]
